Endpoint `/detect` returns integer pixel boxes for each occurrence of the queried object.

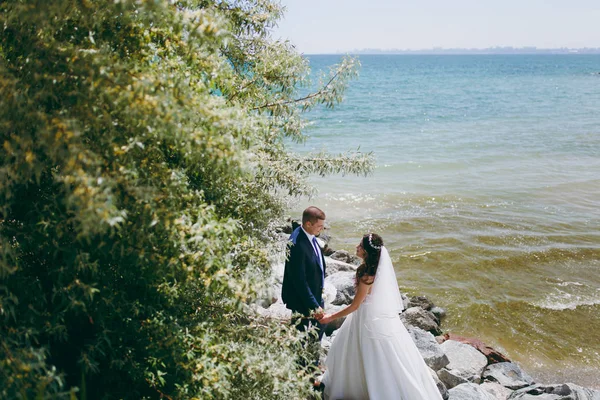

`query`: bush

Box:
[0,1,371,398]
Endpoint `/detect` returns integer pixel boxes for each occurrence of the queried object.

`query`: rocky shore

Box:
[253,223,600,400]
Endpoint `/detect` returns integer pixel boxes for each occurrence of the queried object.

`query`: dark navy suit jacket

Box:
[281,227,326,316]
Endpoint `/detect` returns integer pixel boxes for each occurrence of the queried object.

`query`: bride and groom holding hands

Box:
[282,206,443,400]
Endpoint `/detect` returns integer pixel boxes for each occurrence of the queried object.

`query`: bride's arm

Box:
[319,279,372,324]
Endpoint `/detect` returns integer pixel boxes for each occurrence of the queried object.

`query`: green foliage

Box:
[0,0,372,398]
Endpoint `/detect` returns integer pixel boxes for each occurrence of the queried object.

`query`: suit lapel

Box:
[298,229,321,270]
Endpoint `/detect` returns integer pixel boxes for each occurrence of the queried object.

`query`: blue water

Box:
[292,55,600,388]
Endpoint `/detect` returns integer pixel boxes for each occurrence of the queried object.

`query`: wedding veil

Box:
[367,246,404,317]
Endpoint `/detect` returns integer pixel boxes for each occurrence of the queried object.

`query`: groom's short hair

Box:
[302,206,326,224]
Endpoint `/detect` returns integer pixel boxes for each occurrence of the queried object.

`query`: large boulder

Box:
[325,271,356,305]
[271,261,285,284]
[255,282,281,309]
[322,281,338,308]
[323,245,336,256]
[480,381,514,400]
[320,329,339,351]
[401,292,410,310]
[316,232,331,247]
[441,333,511,364]
[274,231,291,243]
[408,295,435,311]
[431,306,447,322]
[407,326,450,371]
[324,257,357,276]
[448,383,496,400]
[509,394,562,400]
[320,333,332,354]
[329,249,362,266]
[438,340,488,389]
[508,383,600,400]
[483,362,535,390]
[252,301,292,320]
[400,306,442,335]
[255,261,284,308]
[274,219,299,235]
[315,235,329,250]
[429,367,450,400]
[438,368,469,389]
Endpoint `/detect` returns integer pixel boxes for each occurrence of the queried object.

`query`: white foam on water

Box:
[557,281,584,287]
[533,289,600,311]
[401,251,432,258]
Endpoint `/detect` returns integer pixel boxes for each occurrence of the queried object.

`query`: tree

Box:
[0,1,372,398]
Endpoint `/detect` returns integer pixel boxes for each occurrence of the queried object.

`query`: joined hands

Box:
[312,307,324,320]
[313,308,333,324]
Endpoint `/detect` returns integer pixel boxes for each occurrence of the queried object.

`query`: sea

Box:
[291,54,600,388]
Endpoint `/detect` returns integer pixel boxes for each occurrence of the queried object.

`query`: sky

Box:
[273,0,600,54]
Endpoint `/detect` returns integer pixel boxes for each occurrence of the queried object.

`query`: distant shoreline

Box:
[305,48,600,56]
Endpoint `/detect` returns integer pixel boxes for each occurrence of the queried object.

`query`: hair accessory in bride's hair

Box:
[368,233,382,250]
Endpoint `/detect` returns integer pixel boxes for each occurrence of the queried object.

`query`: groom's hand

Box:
[312,307,324,320]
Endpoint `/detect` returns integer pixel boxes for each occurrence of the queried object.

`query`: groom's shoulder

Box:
[288,226,304,246]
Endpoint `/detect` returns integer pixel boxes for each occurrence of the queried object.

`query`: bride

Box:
[318,233,443,400]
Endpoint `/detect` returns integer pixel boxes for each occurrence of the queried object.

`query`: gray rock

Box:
[429,367,450,399]
[563,383,600,400]
[438,368,469,389]
[329,249,362,266]
[256,261,285,308]
[324,257,357,276]
[431,306,447,321]
[275,231,290,243]
[325,271,356,305]
[255,283,281,308]
[401,293,410,310]
[271,261,285,284]
[407,326,450,371]
[315,236,327,249]
[316,232,331,246]
[322,281,337,308]
[508,394,563,400]
[280,225,293,234]
[320,334,332,353]
[448,383,496,400]
[266,301,292,320]
[483,362,535,390]
[439,340,488,387]
[480,381,514,400]
[508,383,600,400]
[252,301,292,320]
[408,295,435,310]
[400,306,442,335]
[290,219,300,231]
[507,384,565,400]
[323,245,336,256]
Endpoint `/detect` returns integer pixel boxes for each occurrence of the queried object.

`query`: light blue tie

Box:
[312,237,324,287]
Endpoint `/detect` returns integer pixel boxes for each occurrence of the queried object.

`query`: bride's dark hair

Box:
[356,233,384,285]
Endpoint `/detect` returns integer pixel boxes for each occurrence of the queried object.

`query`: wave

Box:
[533,296,600,311]
[399,251,433,259]
[530,280,600,310]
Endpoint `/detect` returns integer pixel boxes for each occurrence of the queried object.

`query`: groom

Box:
[282,206,327,365]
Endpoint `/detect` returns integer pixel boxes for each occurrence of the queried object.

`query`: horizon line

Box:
[299,46,600,56]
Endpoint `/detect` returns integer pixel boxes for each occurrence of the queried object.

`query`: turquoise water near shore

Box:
[292,55,600,388]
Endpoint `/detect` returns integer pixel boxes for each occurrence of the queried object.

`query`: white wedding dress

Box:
[321,247,443,400]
